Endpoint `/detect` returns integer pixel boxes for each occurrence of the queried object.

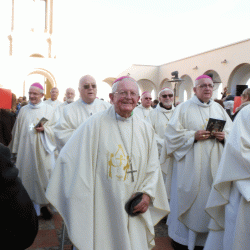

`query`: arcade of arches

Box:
[104,39,250,102]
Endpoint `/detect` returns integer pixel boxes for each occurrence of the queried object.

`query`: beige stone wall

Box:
[117,39,250,101]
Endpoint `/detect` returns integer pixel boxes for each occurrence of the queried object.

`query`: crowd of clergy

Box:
[0,73,250,250]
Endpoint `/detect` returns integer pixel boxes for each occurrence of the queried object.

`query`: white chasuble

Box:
[44,98,62,109]
[54,98,111,151]
[205,105,250,250]
[46,106,170,250]
[9,102,56,204]
[133,104,152,120]
[54,101,71,121]
[164,96,232,248]
[147,104,175,156]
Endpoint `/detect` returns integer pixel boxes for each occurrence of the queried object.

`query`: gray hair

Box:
[158,88,174,98]
[242,88,250,100]
[111,78,140,94]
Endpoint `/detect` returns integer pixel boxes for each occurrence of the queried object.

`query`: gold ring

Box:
[203,135,205,138]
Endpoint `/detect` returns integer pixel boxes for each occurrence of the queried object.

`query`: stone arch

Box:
[227,63,250,95]
[137,79,156,99]
[30,53,45,58]
[24,68,56,99]
[178,75,193,102]
[203,70,222,99]
[103,77,117,87]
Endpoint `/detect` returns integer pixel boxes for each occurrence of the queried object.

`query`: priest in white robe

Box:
[54,88,76,120]
[9,83,56,218]
[46,76,170,250]
[147,87,175,156]
[164,75,232,250]
[133,91,152,120]
[204,104,250,250]
[44,87,62,109]
[54,75,111,151]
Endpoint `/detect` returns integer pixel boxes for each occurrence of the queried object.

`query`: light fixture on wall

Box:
[193,66,198,70]
[221,59,228,64]
[167,71,184,106]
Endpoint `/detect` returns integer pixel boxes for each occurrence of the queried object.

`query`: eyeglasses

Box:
[197,84,214,89]
[161,94,173,98]
[115,91,138,97]
[144,97,152,100]
[83,84,97,89]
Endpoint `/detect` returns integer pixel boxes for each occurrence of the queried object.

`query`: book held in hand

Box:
[35,117,48,128]
[206,118,226,139]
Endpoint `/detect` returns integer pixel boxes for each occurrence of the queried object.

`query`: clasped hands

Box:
[195,130,225,141]
[132,193,151,214]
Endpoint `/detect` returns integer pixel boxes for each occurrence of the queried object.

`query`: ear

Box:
[109,93,114,102]
[193,87,197,95]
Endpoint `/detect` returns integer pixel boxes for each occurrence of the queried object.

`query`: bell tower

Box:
[8,0,54,58]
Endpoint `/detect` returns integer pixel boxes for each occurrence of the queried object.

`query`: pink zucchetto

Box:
[31,82,44,90]
[141,91,150,96]
[113,76,136,84]
[195,75,212,81]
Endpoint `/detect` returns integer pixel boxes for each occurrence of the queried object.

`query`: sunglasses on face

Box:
[161,94,173,98]
[83,84,97,89]
[144,97,152,100]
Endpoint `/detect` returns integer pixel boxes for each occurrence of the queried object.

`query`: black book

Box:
[206,118,226,139]
[35,117,48,128]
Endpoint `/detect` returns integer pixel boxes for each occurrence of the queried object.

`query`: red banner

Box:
[233,96,241,113]
[0,88,12,109]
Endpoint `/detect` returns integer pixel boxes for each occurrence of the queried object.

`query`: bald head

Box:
[65,88,75,103]
[141,92,152,108]
[78,75,97,104]
[50,87,59,101]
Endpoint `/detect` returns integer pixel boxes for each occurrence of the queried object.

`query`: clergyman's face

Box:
[79,76,97,104]
[109,80,140,117]
[66,89,75,103]
[141,93,152,108]
[159,90,174,108]
[193,78,213,103]
[50,88,59,101]
[29,87,44,105]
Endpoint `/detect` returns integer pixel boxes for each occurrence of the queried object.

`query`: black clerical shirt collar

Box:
[159,102,172,110]
[198,98,210,105]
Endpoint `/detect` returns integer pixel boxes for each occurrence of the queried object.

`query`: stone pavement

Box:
[28,214,174,250]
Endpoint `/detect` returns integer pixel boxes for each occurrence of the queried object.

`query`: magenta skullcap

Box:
[113,76,136,84]
[31,82,44,90]
[142,91,150,95]
[195,75,212,81]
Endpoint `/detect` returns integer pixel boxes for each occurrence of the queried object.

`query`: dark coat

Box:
[0,109,16,146]
[0,143,38,249]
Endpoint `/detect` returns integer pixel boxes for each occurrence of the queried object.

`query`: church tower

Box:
[8,0,56,98]
[8,0,54,58]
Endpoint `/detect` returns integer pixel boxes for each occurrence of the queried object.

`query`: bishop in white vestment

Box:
[9,83,56,215]
[44,87,62,109]
[54,75,111,151]
[164,75,232,249]
[204,104,250,250]
[46,76,170,250]
[133,91,152,120]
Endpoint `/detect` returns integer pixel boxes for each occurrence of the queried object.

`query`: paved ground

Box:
[27,214,174,250]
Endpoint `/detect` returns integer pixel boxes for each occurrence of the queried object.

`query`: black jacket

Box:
[0,143,38,249]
